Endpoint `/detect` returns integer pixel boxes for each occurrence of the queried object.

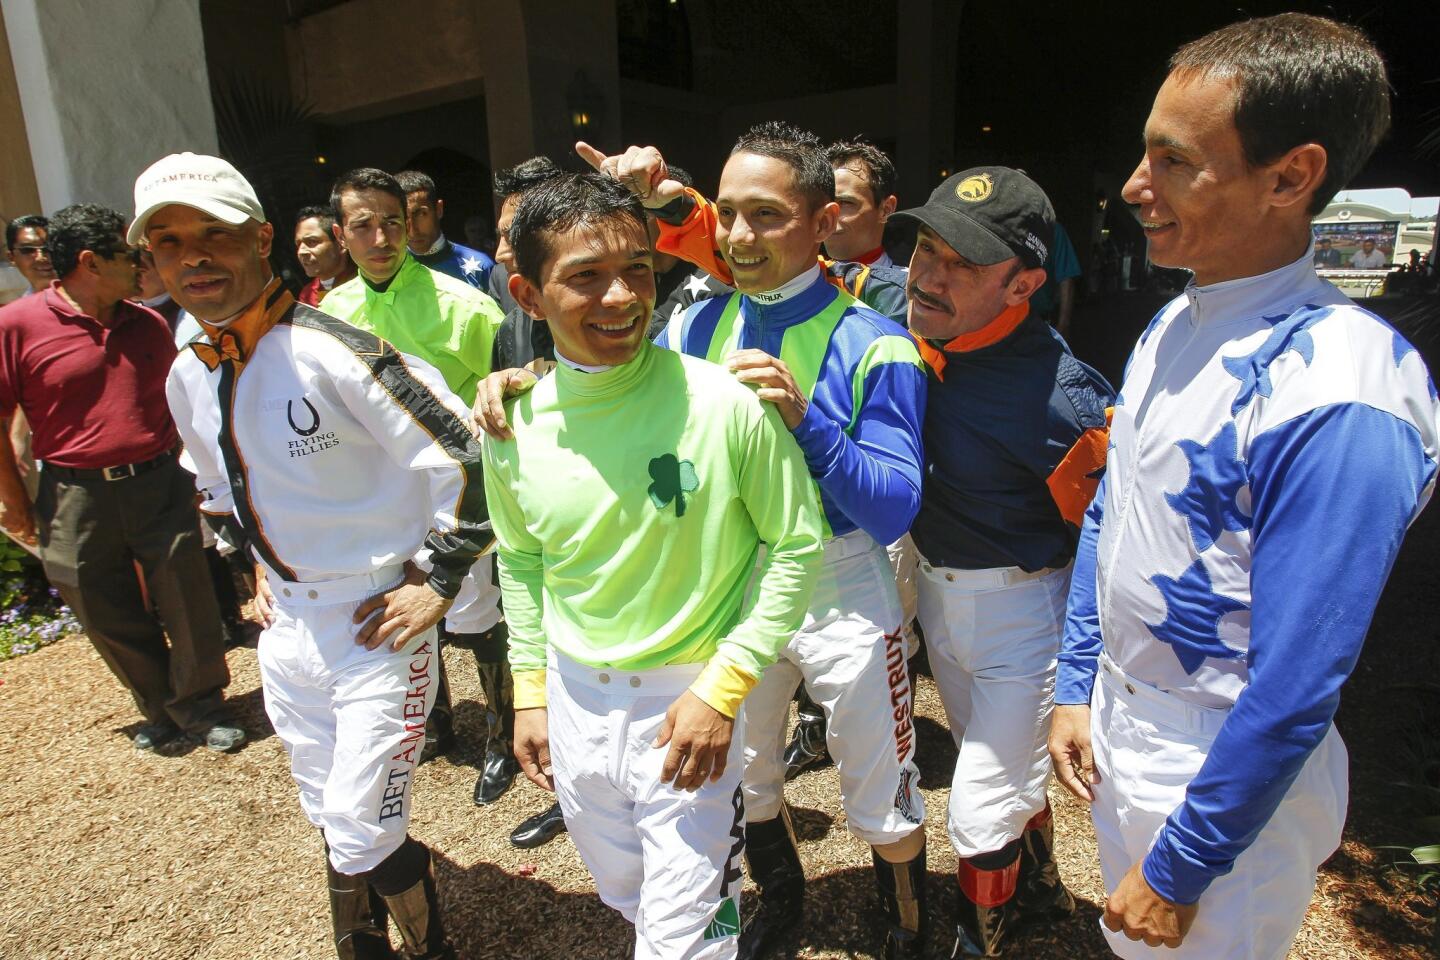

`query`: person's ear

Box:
[331,221,345,248]
[256,222,274,259]
[815,200,841,244]
[1268,143,1327,212]
[879,194,898,223]
[510,271,547,322]
[77,249,99,275]
[434,198,445,222]
[1005,266,1048,306]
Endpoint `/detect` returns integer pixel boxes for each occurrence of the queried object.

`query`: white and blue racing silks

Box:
[1057,247,1440,904]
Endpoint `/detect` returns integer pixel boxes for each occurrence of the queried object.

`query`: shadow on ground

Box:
[112,681,275,754]
[439,851,634,959]
[439,848,1115,960]
[740,866,1110,960]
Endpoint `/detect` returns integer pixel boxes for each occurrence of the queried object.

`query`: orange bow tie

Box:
[191,332,244,372]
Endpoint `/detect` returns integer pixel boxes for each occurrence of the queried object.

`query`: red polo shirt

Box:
[297,262,357,307]
[0,284,179,469]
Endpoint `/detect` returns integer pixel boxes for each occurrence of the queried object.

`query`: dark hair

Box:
[329,168,407,225]
[826,138,897,205]
[510,173,647,284]
[730,121,834,209]
[6,214,47,252]
[667,165,695,189]
[493,156,565,205]
[46,204,128,277]
[394,170,438,203]
[1169,13,1390,214]
[294,204,336,234]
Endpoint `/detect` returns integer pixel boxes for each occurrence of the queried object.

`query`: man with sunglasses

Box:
[6,215,56,296]
[0,203,243,753]
[1,216,58,497]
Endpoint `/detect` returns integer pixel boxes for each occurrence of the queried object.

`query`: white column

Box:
[2,0,217,214]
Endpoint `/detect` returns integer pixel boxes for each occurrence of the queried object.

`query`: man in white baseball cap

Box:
[142,151,491,959]
[128,152,265,245]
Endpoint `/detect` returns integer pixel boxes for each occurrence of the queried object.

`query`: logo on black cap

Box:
[955,174,994,203]
[891,166,1055,270]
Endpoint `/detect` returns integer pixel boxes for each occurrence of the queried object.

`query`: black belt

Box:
[45,448,178,482]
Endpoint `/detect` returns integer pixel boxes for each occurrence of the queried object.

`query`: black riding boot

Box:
[1015,802,1075,921]
[370,837,456,960]
[953,840,1020,957]
[471,627,518,804]
[783,687,829,780]
[873,846,928,959]
[204,545,248,649]
[738,808,805,960]
[323,835,395,960]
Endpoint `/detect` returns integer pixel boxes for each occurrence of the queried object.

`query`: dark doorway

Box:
[401,147,493,251]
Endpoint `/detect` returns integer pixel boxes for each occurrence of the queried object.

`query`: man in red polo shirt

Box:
[293,205,355,307]
[0,203,243,753]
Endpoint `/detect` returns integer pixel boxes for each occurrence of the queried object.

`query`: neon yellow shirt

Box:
[483,341,823,717]
[321,253,502,404]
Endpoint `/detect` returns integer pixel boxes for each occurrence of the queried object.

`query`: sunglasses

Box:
[103,247,145,266]
[13,245,46,257]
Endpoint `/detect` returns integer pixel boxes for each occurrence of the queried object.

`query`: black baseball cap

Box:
[891,166,1054,269]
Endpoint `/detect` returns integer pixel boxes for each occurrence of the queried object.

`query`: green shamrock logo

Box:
[648,454,699,516]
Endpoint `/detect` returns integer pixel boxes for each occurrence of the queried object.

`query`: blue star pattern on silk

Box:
[1146,558,1250,674]
[1393,330,1439,401]
[1165,421,1250,553]
[1392,330,1416,367]
[1138,309,1166,349]
[1221,305,1328,415]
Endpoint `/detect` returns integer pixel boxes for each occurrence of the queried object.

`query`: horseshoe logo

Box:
[287,397,321,437]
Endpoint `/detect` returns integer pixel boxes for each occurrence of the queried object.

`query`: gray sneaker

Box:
[203,724,247,753]
[133,721,180,751]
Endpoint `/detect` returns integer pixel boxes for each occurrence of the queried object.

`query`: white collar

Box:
[320,275,339,291]
[750,264,822,305]
[554,345,613,374]
[1184,242,1326,327]
[417,235,447,256]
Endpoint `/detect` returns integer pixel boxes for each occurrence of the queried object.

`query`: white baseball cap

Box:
[128,152,265,244]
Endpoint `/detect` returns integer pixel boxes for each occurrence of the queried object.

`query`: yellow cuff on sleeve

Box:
[513,668,548,709]
[689,660,758,719]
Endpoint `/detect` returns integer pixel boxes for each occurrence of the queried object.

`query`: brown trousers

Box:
[36,457,230,733]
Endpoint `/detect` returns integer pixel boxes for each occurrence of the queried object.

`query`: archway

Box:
[401,146,494,253]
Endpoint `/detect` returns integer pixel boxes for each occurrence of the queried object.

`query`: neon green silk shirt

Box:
[483,341,824,717]
[321,253,503,404]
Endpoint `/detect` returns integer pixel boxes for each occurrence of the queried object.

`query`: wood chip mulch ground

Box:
[3,520,1438,960]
